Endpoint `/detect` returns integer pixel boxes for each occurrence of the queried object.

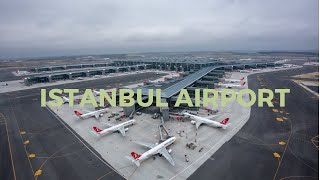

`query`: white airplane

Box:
[274,66,283,69]
[126,136,176,167]
[62,96,71,104]
[283,64,293,68]
[93,89,113,96]
[93,89,100,96]
[92,119,135,137]
[74,108,108,119]
[183,112,230,130]
[217,81,246,89]
[223,77,244,83]
[251,68,262,71]
[217,90,239,97]
[239,70,250,73]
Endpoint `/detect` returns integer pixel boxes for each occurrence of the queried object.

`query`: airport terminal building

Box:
[24,59,276,85]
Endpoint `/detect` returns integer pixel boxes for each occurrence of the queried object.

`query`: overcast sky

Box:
[0,0,318,57]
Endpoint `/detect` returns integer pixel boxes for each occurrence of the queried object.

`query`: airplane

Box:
[62,96,71,104]
[217,90,239,97]
[92,119,135,137]
[223,77,244,83]
[251,68,262,71]
[93,89,100,96]
[74,108,108,119]
[283,64,293,68]
[183,112,230,130]
[76,77,84,80]
[274,66,283,69]
[93,89,113,96]
[143,80,154,85]
[239,70,250,73]
[217,81,246,89]
[126,136,176,167]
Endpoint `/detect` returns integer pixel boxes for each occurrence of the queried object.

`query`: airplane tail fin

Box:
[74,110,82,117]
[131,152,141,159]
[93,127,103,133]
[241,77,244,81]
[220,118,229,125]
[241,82,246,86]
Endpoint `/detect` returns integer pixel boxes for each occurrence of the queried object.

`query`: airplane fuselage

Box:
[98,120,135,136]
[191,116,226,128]
[184,113,229,129]
[137,137,176,162]
[218,83,242,89]
[79,109,107,119]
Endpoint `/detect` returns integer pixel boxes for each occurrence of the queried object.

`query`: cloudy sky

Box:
[0,0,318,57]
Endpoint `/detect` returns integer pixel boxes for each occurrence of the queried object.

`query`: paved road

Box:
[0,72,164,180]
[189,66,319,180]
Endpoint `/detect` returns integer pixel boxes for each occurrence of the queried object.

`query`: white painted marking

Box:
[45,106,125,179]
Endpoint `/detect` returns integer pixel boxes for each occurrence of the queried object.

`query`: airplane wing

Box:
[158,147,175,166]
[101,122,113,128]
[205,114,218,119]
[118,127,126,136]
[134,141,156,149]
[83,109,91,113]
[196,121,202,130]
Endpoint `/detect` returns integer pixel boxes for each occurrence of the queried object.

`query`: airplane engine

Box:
[191,120,196,125]
[99,113,104,117]
[167,149,172,154]
[125,128,129,132]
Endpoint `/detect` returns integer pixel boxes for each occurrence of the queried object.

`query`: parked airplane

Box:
[239,70,250,73]
[93,89,113,96]
[74,108,108,119]
[223,77,244,83]
[217,90,239,97]
[251,68,262,72]
[62,96,71,104]
[183,112,230,130]
[217,81,246,89]
[93,89,100,96]
[92,119,135,137]
[283,64,293,68]
[126,136,176,167]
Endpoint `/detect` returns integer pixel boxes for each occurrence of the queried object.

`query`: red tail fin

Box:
[241,77,244,81]
[131,152,141,159]
[220,118,229,125]
[93,127,102,133]
[74,110,82,117]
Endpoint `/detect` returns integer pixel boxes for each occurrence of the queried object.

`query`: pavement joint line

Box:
[287,145,319,173]
[272,117,293,180]
[8,97,36,178]
[45,105,126,179]
[169,107,251,180]
[1,113,17,180]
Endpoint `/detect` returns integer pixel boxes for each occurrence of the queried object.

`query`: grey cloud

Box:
[0,0,318,57]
